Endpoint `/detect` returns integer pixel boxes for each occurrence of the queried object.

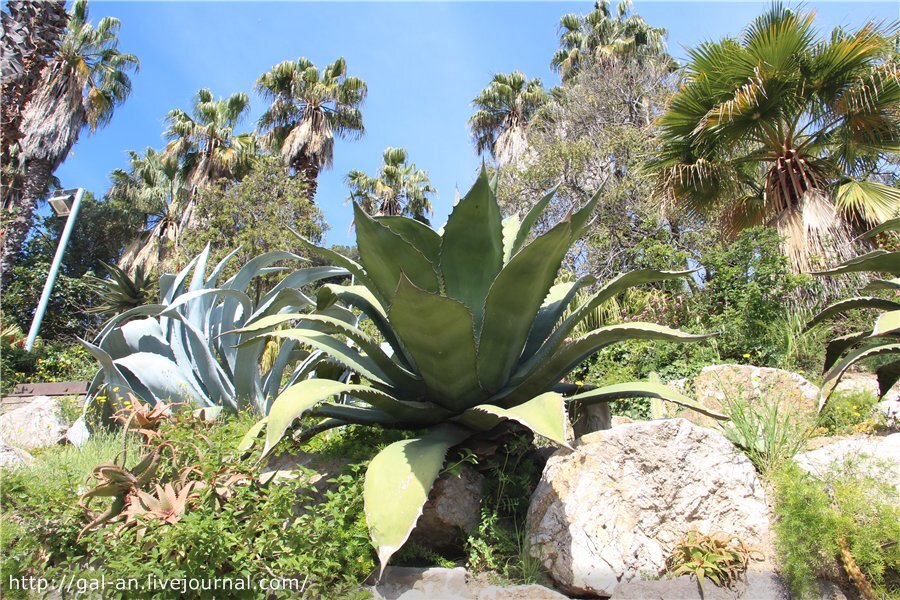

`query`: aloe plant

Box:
[806,218,900,409]
[236,170,722,573]
[80,244,349,421]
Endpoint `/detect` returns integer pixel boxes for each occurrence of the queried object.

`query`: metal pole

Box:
[25,188,84,351]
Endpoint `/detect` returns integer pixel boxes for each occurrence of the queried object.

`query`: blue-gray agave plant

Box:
[80,244,348,421]
[236,171,724,573]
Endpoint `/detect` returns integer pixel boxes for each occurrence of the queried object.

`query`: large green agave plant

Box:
[79,244,349,422]
[806,217,900,409]
[237,171,724,572]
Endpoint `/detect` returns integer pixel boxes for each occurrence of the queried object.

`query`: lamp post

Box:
[24,188,85,352]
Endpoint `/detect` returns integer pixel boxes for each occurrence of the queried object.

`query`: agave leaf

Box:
[163,311,237,408]
[861,278,900,292]
[811,250,900,276]
[364,424,471,576]
[854,216,900,241]
[823,331,871,372]
[478,219,574,393]
[511,185,557,256]
[79,338,135,416]
[188,243,212,293]
[205,246,242,288]
[501,214,521,263]
[821,343,900,408]
[876,360,900,398]
[375,216,441,266]
[872,310,900,336]
[160,288,252,323]
[354,203,439,302]
[528,269,696,368]
[290,229,383,303]
[522,276,596,361]
[388,275,482,411]
[506,323,713,404]
[94,304,166,345]
[237,417,269,453]
[567,381,727,420]
[440,170,504,325]
[805,297,900,331]
[114,352,210,406]
[456,392,569,447]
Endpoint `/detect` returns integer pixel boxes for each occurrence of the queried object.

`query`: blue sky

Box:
[53,1,898,247]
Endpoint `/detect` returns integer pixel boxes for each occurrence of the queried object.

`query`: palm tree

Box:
[164,88,256,189]
[346,147,435,222]
[653,4,900,273]
[1,0,138,278]
[256,57,367,199]
[110,147,191,275]
[469,71,546,167]
[552,0,670,82]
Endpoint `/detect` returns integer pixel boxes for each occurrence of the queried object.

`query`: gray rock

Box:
[0,396,67,450]
[875,399,899,431]
[474,584,567,599]
[571,401,611,438]
[374,567,469,600]
[611,571,789,599]
[408,465,484,551]
[66,416,90,447]
[834,371,900,403]
[0,440,33,469]
[684,364,819,428]
[794,433,899,491]
[527,419,772,598]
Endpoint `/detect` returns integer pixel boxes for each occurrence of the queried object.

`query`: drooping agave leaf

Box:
[114,353,209,407]
[811,250,900,276]
[821,343,900,407]
[505,323,714,404]
[805,297,900,331]
[876,360,900,398]
[478,219,574,393]
[440,170,504,324]
[291,229,382,302]
[237,417,269,453]
[861,278,900,292]
[388,275,482,411]
[354,203,439,302]
[456,391,569,447]
[824,331,871,372]
[375,216,442,266]
[523,269,696,366]
[872,310,900,336]
[364,424,472,576]
[567,381,728,420]
[854,216,900,241]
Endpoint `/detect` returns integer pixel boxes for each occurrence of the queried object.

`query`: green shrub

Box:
[0,336,95,394]
[771,460,900,599]
[817,389,882,435]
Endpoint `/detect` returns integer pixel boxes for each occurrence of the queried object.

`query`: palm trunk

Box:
[293,157,319,202]
[1,156,51,280]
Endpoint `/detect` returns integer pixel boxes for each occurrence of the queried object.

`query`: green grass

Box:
[816,389,882,435]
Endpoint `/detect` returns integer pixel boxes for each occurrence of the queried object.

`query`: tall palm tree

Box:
[255,57,367,199]
[653,4,900,273]
[346,147,435,222]
[164,88,256,189]
[552,0,670,82]
[469,71,546,167]
[1,0,138,278]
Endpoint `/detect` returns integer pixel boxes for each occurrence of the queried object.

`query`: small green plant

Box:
[817,389,882,434]
[771,460,900,599]
[719,390,811,475]
[667,530,761,593]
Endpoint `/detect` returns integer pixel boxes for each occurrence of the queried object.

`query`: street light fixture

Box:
[24,188,85,352]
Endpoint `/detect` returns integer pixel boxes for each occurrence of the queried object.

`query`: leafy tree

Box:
[256,57,367,199]
[2,0,138,278]
[0,192,139,340]
[346,147,436,221]
[552,0,670,83]
[179,156,327,289]
[469,71,546,167]
[653,4,900,273]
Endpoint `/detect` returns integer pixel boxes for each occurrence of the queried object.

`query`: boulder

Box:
[794,433,899,491]
[610,571,789,599]
[527,418,772,597]
[833,372,900,403]
[875,399,899,431]
[0,396,67,450]
[473,584,567,599]
[571,401,611,438]
[683,364,818,428]
[371,567,567,600]
[0,440,33,469]
[408,465,484,551]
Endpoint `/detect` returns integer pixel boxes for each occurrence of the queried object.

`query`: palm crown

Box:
[653,4,900,272]
[256,57,366,195]
[469,71,546,166]
[346,147,436,222]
